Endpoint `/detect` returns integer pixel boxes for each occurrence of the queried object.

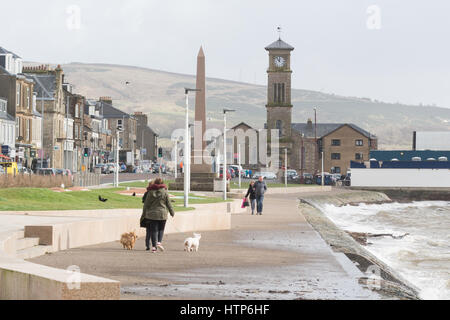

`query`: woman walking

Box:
[141,178,175,253]
[245,181,257,215]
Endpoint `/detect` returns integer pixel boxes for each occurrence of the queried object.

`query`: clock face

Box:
[274,56,286,68]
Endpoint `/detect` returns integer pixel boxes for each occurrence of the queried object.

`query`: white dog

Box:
[184,233,202,252]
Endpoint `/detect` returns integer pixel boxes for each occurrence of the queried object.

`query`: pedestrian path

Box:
[30,189,383,300]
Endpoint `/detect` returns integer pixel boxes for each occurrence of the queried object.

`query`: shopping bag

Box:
[242,198,250,208]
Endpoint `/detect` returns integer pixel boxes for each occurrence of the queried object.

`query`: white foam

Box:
[319,201,450,300]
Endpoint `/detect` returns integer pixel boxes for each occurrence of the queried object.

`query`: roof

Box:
[0,47,21,59]
[370,150,450,162]
[0,65,12,75]
[231,122,255,130]
[27,74,55,99]
[98,100,131,119]
[291,123,375,139]
[265,39,294,51]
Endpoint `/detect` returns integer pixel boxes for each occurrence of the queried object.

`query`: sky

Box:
[1,0,449,107]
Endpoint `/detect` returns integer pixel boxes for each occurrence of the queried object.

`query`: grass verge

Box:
[0,188,226,212]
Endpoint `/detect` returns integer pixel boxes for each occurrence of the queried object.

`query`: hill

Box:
[60,62,450,149]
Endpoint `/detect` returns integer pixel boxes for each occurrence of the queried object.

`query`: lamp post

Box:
[115,128,122,187]
[174,140,178,180]
[184,88,200,208]
[238,143,241,189]
[223,108,235,200]
[314,107,318,174]
[300,133,304,184]
[321,151,325,187]
[284,147,288,189]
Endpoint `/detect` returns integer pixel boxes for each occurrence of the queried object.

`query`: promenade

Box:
[30,190,382,300]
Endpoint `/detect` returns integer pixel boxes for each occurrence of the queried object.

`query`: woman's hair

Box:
[147,180,154,188]
[250,181,255,186]
[154,178,164,185]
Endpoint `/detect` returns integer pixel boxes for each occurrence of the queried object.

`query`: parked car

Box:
[331,173,342,183]
[343,173,351,186]
[315,173,334,186]
[36,168,57,176]
[302,173,314,184]
[252,172,277,180]
[219,168,232,180]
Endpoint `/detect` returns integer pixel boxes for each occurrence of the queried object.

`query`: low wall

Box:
[351,168,450,188]
[0,255,120,300]
[350,187,450,201]
[230,186,332,198]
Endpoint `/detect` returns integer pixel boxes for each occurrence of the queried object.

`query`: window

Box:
[276,120,283,137]
[331,153,341,160]
[26,119,30,141]
[16,83,21,106]
[75,104,79,118]
[15,118,19,137]
[26,87,30,109]
[355,153,364,161]
[331,139,341,146]
[332,167,341,174]
[273,83,286,103]
[117,119,123,129]
[356,139,364,146]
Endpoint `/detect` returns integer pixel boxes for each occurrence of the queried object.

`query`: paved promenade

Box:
[29,189,382,300]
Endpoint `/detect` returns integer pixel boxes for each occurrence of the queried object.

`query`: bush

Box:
[0,174,73,189]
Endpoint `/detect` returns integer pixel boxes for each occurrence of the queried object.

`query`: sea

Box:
[318,201,450,300]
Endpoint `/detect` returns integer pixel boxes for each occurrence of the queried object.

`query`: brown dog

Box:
[120,231,138,250]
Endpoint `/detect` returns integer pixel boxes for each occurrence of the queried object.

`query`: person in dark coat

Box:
[245,181,257,215]
[140,178,175,253]
[253,176,267,215]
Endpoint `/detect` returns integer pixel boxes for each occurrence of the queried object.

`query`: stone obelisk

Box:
[191,46,211,173]
[195,46,206,150]
[170,46,216,191]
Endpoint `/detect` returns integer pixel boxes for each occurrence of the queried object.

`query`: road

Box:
[99,173,175,185]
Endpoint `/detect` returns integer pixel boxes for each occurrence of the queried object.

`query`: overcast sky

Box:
[2,0,449,107]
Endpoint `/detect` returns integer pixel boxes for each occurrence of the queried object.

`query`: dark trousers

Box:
[256,195,264,214]
[145,220,167,249]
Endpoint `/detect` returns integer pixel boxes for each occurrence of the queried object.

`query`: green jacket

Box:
[141,184,175,221]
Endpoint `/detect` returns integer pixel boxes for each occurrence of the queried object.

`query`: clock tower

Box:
[265,37,294,140]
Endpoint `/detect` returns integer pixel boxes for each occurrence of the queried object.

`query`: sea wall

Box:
[299,191,421,300]
[350,187,450,201]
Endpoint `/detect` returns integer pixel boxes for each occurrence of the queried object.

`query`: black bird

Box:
[98,195,108,202]
[132,192,136,197]
[125,81,131,85]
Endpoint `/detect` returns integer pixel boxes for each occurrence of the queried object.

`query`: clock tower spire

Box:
[265,35,294,139]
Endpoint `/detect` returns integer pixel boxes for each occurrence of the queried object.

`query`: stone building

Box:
[134,112,158,162]
[0,97,15,157]
[14,74,36,168]
[0,67,17,158]
[98,97,137,165]
[23,65,68,169]
[65,89,86,172]
[263,37,377,175]
[84,99,112,170]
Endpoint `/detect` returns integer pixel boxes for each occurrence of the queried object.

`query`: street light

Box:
[114,126,123,187]
[223,108,235,200]
[184,88,200,208]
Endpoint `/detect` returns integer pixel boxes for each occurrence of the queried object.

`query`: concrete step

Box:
[16,245,53,260]
[14,230,25,240]
[15,237,40,251]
